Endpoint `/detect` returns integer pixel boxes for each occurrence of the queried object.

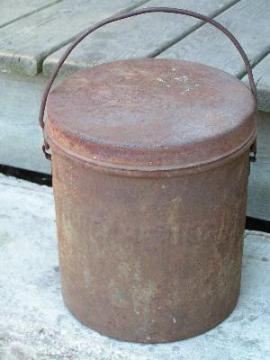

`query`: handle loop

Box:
[40,7,257,160]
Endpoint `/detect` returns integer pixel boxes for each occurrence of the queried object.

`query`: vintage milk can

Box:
[39,8,257,343]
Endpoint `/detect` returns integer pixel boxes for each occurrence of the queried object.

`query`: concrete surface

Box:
[0,174,269,360]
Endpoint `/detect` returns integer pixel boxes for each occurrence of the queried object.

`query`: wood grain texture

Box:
[158,0,270,77]
[255,111,270,165]
[0,73,50,173]
[243,54,270,112]
[0,0,147,76]
[0,0,59,28]
[248,162,270,221]
[247,112,270,221]
[42,0,238,77]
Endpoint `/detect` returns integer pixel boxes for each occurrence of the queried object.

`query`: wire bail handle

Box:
[39,7,257,161]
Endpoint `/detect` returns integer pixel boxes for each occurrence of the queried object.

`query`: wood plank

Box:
[243,54,270,112]
[248,162,270,221]
[247,112,270,221]
[0,73,50,173]
[0,0,147,76]
[0,0,60,28]
[43,0,238,77]
[158,0,270,77]
[255,111,270,164]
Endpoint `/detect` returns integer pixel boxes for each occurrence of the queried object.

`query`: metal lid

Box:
[46,59,256,172]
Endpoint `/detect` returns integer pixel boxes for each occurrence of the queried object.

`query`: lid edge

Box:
[47,128,256,176]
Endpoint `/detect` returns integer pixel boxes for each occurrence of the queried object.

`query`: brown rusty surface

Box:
[46,59,256,172]
[39,7,258,162]
[52,146,250,343]
[46,57,257,342]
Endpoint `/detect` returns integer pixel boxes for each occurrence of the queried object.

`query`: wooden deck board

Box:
[248,162,270,221]
[243,54,270,112]
[158,0,270,78]
[0,0,60,29]
[0,0,147,76]
[42,0,238,77]
[247,112,270,221]
[0,73,50,173]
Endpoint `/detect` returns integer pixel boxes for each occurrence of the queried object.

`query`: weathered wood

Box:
[255,111,270,164]
[43,0,238,77]
[247,112,270,221]
[0,73,50,173]
[0,0,147,76]
[248,163,270,221]
[0,0,59,28]
[158,0,270,78]
[243,54,270,112]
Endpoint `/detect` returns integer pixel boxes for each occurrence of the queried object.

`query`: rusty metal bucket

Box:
[39,8,257,343]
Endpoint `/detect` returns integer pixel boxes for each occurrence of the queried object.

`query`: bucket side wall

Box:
[52,150,249,343]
